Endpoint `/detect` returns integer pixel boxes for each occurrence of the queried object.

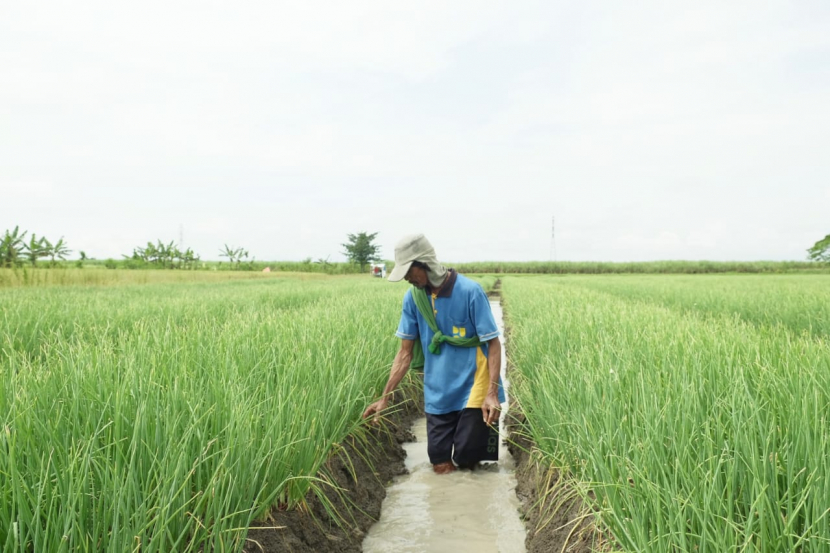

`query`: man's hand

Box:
[362,398,389,424]
[482,393,501,426]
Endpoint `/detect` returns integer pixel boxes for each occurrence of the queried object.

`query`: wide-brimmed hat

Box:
[388,234,436,282]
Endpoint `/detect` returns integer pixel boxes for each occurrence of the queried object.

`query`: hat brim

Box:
[387,261,413,282]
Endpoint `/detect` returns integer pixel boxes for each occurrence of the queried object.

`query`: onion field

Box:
[4,271,830,552]
[503,275,830,552]
[0,275,406,552]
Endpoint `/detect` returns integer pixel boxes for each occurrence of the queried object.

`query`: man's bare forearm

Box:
[364,340,416,421]
[487,338,501,398]
[379,340,415,401]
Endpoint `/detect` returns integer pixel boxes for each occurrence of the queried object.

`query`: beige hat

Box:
[388,234,447,286]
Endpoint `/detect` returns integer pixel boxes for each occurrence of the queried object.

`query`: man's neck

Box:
[428,270,451,296]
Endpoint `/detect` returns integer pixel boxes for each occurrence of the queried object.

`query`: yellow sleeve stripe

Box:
[466,346,490,409]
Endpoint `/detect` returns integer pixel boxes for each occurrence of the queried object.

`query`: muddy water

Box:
[363,301,526,553]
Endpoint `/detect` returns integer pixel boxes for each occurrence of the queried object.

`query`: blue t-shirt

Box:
[395,272,506,415]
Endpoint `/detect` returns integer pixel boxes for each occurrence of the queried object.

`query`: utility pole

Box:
[550,215,557,262]
[179,224,184,249]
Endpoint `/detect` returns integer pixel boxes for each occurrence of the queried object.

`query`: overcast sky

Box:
[2,1,828,262]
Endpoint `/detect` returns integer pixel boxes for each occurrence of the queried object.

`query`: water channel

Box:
[363,300,527,553]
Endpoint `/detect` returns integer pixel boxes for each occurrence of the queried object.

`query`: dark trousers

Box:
[426,408,499,466]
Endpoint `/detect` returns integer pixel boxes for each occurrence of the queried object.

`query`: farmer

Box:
[362,234,505,475]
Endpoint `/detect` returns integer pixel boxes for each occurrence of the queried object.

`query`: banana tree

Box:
[179,247,199,269]
[24,234,50,267]
[1,226,27,268]
[219,244,248,268]
[158,240,176,268]
[143,242,159,264]
[48,237,72,266]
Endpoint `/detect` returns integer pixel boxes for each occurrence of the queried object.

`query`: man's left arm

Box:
[482,337,502,425]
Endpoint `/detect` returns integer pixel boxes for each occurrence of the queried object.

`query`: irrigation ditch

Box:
[243,280,609,552]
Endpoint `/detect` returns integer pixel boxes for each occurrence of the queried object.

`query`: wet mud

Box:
[362,415,526,553]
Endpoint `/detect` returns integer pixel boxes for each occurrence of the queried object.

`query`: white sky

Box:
[1,1,828,262]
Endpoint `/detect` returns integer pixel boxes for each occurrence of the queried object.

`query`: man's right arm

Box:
[362,338,416,422]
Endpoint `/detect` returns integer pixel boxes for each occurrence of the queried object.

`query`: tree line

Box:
[1,227,384,272]
[0,226,77,268]
[122,242,254,270]
[4,225,828,272]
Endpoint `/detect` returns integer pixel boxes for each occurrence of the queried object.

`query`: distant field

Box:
[552,274,830,337]
[0,267,328,288]
[456,260,827,274]
[25,258,829,277]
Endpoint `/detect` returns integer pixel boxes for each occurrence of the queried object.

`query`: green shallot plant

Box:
[0,276,408,552]
[503,275,830,552]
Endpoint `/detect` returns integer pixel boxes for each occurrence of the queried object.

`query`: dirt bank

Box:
[505,406,605,553]
[500,307,610,552]
[243,387,422,553]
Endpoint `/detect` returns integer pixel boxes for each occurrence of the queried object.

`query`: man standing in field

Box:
[362,234,505,475]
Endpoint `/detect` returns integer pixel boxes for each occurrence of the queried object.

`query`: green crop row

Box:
[0,276,410,552]
[553,274,830,338]
[503,276,830,552]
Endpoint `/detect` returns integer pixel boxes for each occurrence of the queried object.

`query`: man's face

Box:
[404,264,429,289]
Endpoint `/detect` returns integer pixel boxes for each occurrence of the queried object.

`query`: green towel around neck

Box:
[409,286,481,370]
